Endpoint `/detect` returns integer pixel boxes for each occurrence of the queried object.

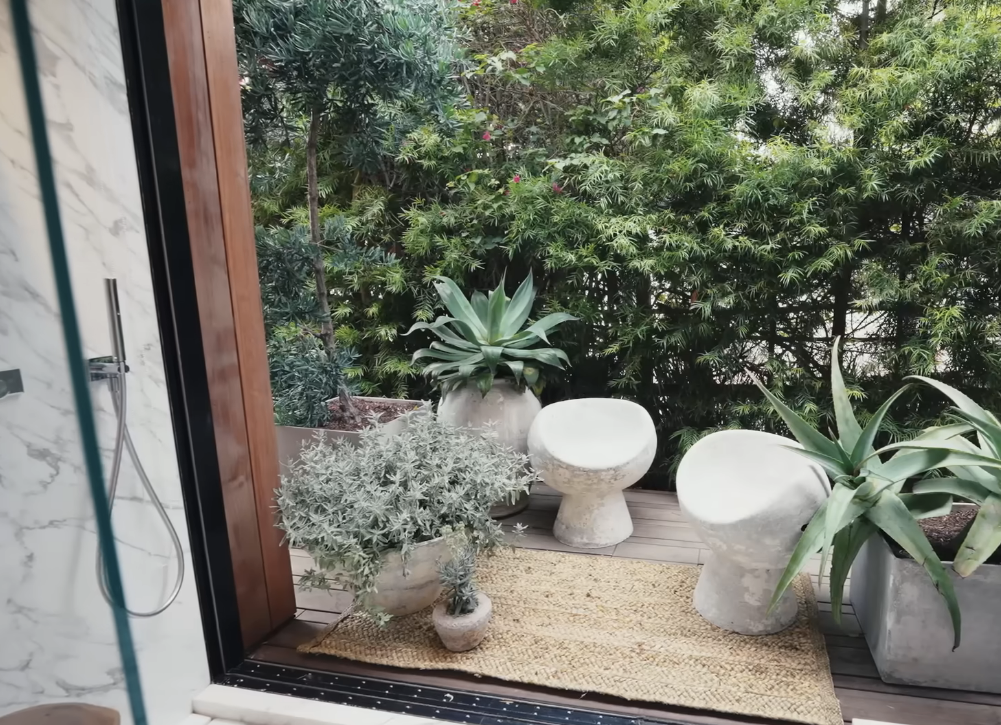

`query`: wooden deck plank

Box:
[273,488,1000,725]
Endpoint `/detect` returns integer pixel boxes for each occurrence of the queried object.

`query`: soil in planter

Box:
[324,398,419,432]
[886,505,1001,566]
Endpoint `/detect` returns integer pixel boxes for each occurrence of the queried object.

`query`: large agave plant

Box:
[874,377,1001,579]
[753,339,1001,650]
[406,273,576,395]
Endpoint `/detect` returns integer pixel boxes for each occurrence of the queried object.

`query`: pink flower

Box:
[482,132,491,141]
[510,0,517,4]
[552,183,563,193]
[512,174,521,183]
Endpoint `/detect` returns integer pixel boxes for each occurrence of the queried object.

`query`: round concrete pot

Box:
[432,593,493,652]
[366,537,451,616]
[438,379,541,517]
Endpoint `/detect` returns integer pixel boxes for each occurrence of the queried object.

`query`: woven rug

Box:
[301,547,842,725]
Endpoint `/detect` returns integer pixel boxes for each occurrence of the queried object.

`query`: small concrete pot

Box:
[851,532,1001,693]
[275,397,428,474]
[432,593,493,652]
[438,379,541,517]
[366,537,452,616]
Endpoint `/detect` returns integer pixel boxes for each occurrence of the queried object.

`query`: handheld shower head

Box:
[105,278,126,363]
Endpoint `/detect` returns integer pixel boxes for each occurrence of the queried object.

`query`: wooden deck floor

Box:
[254,486,1001,725]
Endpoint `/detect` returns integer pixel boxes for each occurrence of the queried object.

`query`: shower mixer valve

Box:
[88,356,129,381]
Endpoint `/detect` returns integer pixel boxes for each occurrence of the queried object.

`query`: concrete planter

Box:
[851,532,1001,694]
[366,537,452,616]
[438,379,541,517]
[275,397,428,473]
[432,593,493,652]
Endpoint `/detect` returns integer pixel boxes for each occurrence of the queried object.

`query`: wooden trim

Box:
[198,0,297,630]
[161,0,294,648]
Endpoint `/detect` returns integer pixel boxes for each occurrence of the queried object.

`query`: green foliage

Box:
[276,413,536,620]
[268,327,356,428]
[753,339,971,647]
[439,546,479,616]
[407,273,576,395]
[245,0,1001,484]
[235,0,461,171]
[877,377,1001,578]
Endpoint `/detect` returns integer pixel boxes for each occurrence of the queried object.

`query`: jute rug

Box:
[301,547,842,725]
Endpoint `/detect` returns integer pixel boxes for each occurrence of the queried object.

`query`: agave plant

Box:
[406,272,576,395]
[752,339,1000,649]
[873,377,1001,579]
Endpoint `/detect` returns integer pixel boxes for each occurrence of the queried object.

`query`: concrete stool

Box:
[677,429,829,634]
[527,398,657,548]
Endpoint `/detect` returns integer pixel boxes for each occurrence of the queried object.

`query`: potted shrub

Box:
[276,412,534,621]
[407,272,575,516]
[849,377,1001,693]
[432,545,492,652]
[268,327,427,471]
[752,341,1001,693]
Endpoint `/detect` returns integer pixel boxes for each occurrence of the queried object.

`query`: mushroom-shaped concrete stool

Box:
[528,398,657,548]
[677,429,829,634]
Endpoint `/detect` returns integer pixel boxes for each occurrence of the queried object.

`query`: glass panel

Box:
[4,3,148,724]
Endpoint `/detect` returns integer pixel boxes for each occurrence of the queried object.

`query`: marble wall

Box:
[0,2,210,724]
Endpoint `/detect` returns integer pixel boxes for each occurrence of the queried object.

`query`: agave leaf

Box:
[949,408,1001,458]
[768,499,829,613]
[412,346,468,363]
[500,360,524,384]
[871,443,1001,494]
[480,346,504,374]
[865,493,962,649]
[908,376,1000,452]
[432,277,488,341]
[751,374,842,461]
[523,365,539,386]
[830,337,863,452]
[522,312,577,344]
[953,495,1001,577]
[475,372,494,396]
[404,315,458,336]
[829,518,876,625]
[501,271,536,338]
[820,482,860,589]
[911,422,976,444]
[785,445,853,482]
[898,492,954,519]
[486,279,508,342]
[470,292,489,324]
[501,331,543,348]
[850,384,912,466]
[912,477,992,505]
[505,347,569,369]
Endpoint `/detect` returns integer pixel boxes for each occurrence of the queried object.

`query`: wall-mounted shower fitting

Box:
[90,278,185,617]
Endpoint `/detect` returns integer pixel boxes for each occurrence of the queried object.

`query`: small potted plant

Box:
[406,272,575,515]
[432,545,492,652]
[277,412,534,622]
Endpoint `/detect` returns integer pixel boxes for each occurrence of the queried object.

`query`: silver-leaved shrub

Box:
[276,412,535,618]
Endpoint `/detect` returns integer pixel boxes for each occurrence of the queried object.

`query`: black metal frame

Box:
[113,3,694,724]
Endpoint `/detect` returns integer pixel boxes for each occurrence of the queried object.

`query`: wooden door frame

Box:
[118,0,295,668]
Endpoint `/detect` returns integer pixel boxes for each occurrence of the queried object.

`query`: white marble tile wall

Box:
[0,2,210,724]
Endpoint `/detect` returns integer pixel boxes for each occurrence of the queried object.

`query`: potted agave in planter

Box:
[407,272,576,516]
[754,341,1001,694]
[276,412,534,621]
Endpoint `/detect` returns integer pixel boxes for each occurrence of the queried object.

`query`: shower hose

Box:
[96,362,185,617]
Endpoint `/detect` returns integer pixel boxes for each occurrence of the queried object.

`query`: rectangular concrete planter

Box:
[275,397,428,473]
[850,532,1001,694]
